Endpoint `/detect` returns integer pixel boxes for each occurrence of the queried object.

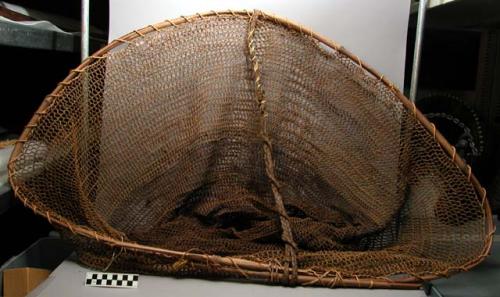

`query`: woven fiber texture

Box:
[8,11,494,289]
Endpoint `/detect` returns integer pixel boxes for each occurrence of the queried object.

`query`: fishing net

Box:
[7,11,494,289]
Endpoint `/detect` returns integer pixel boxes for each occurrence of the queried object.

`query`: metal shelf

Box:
[0,19,105,52]
[410,0,500,29]
[411,0,458,14]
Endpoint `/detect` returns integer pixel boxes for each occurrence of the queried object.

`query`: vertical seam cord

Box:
[246,10,298,286]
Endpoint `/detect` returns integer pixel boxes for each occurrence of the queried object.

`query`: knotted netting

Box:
[8,11,494,289]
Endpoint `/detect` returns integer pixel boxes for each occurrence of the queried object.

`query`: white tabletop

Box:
[28,260,426,297]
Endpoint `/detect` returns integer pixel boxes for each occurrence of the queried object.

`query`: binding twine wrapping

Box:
[247,10,298,285]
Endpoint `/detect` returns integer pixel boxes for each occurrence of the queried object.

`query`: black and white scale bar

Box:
[85,272,139,288]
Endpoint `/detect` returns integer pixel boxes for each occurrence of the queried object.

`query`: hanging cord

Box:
[246,10,298,286]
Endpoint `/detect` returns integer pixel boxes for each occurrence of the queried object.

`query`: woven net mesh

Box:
[9,13,491,286]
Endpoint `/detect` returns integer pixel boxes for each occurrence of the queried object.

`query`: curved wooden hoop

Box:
[7,10,494,289]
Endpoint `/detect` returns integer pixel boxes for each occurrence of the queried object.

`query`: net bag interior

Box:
[8,11,494,289]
